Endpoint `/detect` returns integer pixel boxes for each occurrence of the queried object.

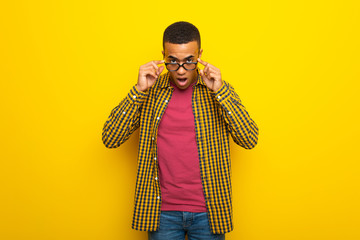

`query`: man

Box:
[102,21,259,240]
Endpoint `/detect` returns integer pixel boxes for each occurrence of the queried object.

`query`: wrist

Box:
[136,84,147,92]
[213,81,223,92]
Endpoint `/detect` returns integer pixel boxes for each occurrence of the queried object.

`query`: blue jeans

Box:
[148,211,225,240]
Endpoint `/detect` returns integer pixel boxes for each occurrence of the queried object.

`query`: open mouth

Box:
[177,78,187,82]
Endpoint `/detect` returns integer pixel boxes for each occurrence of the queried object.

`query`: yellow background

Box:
[1,0,359,239]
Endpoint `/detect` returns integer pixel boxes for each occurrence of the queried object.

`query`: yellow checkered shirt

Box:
[102,69,259,234]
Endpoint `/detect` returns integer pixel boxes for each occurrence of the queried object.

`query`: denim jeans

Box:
[148,211,225,240]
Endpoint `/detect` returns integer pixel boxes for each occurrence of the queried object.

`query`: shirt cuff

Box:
[212,81,231,103]
[127,85,149,105]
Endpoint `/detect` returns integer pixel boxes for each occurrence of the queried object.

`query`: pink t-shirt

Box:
[156,79,207,212]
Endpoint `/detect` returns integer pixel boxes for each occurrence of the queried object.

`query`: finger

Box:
[202,61,213,73]
[155,65,165,77]
[197,58,208,66]
[208,72,216,80]
[151,61,159,71]
[143,67,158,77]
[142,65,158,77]
[200,69,207,80]
[150,62,163,76]
[153,60,165,65]
[203,64,212,75]
[200,69,203,76]
[146,71,158,79]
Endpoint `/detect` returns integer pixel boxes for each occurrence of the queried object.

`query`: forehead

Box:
[163,41,199,58]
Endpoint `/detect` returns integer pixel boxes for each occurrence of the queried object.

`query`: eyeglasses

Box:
[164,61,198,72]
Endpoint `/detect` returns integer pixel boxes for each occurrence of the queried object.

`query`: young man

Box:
[102,21,259,240]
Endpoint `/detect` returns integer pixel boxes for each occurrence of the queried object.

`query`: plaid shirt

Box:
[102,69,259,234]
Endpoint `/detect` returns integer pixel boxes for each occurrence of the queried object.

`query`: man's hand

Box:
[198,58,223,92]
[136,60,165,92]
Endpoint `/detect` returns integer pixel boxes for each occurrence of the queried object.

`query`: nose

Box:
[177,65,187,75]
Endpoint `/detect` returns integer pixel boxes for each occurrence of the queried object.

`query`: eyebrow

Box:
[167,55,195,60]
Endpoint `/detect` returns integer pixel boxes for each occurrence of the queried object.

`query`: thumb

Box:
[158,65,165,75]
[200,69,206,80]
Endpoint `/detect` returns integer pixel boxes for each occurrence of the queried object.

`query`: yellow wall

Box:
[1,1,359,239]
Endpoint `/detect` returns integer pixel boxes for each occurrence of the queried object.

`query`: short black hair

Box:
[163,21,201,49]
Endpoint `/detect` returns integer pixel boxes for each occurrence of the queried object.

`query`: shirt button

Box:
[152,137,155,141]
[228,111,231,115]
[155,177,158,180]
[133,95,137,99]
[165,100,168,103]
[157,117,160,120]
[154,157,157,160]
[157,196,160,200]
[217,95,221,99]
[122,111,126,114]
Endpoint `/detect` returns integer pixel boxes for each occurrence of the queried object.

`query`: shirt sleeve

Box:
[102,85,149,148]
[211,81,259,149]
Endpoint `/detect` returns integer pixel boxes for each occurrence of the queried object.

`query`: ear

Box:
[199,49,203,59]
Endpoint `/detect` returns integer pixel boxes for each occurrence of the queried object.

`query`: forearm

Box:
[102,85,148,148]
[212,81,259,149]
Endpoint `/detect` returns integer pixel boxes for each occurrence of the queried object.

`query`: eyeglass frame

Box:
[164,61,198,72]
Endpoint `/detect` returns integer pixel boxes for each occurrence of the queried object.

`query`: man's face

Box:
[162,41,203,90]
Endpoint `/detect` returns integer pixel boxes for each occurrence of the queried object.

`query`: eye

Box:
[170,59,177,63]
[186,59,193,63]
